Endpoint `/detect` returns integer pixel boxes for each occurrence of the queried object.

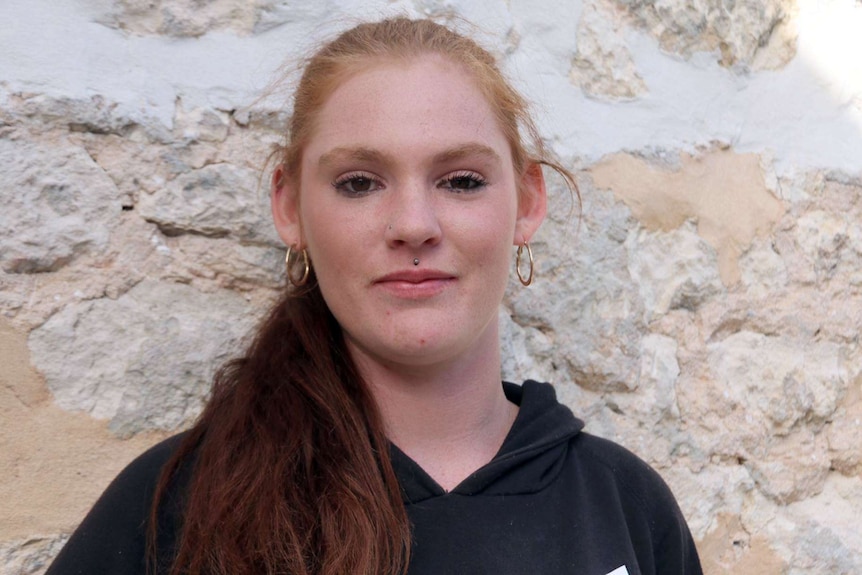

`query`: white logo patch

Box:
[606,567,630,575]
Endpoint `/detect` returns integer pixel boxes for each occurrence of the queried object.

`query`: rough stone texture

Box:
[784,475,862,574]
[2,0,862,573]
[571,0,648,100]
[625,222,725,321]
[1,91,173,144]
[28,279,259,437]
[612,0,799,69]
[0,132,119,273]
[825,371,862,476]
[138,162,281,246]
[502,164,862,570]
[159,234,287,289]
[93,0,333,37]
[570,0,798,99]
[0,536,68,575]
[505,176,647,395]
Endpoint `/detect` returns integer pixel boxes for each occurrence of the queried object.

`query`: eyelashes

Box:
[439,171,487,192]
[332,172,381,196]
[332,171,488,197]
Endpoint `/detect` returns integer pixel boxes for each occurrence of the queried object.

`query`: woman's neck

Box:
[347,329,518,491]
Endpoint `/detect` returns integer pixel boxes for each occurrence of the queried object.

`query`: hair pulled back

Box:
[151,16,574,575]
[281,17,573,189]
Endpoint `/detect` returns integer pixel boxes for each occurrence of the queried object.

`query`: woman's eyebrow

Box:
[432,143,502,167]
[318,146,390,169]
[317,143,502,170]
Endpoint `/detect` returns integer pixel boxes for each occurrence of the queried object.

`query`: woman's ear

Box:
[271,164,303,248]
[514,162,547,244]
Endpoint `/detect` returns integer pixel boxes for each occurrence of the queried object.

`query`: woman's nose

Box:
[383,185,442,248]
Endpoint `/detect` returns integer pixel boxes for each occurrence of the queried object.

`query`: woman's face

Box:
[273,54,546,370]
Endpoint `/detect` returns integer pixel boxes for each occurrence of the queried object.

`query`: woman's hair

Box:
[279,18,576,192]
[150,16,576,575]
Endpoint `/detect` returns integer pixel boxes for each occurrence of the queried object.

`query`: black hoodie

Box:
[397,381,702,574]
[46,381,702,575]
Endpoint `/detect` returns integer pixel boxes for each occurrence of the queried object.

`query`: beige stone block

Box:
[707,331,845,434]
[625,221,724,321]
[28,279,259,436]
[138,162,281,247]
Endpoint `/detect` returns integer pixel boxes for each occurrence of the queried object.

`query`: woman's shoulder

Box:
[124,431,190,478]
[90,431,192,508]
[566,431,702,572]
[573,432,670,488]
[568,431,682,515]
[110,431,189,482]
[45,431,191,575]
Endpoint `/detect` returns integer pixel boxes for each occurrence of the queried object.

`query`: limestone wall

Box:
[1,0,860,573]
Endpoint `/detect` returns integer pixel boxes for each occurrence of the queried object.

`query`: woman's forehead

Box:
[304,55,509,162]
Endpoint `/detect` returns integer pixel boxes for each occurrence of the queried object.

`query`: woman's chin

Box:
[344,321,498,375]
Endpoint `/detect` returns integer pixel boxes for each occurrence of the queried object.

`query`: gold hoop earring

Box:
[516,241,534,286]
[286,246,310,287]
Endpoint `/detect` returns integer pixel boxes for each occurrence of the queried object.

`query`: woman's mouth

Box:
[373,269,456,298]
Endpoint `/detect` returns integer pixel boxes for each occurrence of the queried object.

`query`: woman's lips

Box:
[373,269,456,298]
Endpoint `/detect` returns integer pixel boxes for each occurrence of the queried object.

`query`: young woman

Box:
[47,17,702,575]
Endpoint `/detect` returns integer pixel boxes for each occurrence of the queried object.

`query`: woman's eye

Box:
[440,172,487,192]
[333,174,381,196]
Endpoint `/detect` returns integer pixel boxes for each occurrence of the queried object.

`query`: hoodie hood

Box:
[391,380,584,504]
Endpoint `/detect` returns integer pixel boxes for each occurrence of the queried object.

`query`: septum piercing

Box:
[413,258,420,266]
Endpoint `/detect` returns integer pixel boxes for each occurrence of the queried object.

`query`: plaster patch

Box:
[0,318,165,540]
[589,149,786,285]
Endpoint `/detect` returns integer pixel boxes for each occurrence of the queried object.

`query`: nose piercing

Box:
[413,258,420,266]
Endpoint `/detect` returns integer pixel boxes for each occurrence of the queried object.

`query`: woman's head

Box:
[271,18,552,370]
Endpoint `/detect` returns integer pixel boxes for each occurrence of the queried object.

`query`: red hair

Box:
[280,18,576,193]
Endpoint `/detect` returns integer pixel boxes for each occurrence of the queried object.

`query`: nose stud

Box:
[413,258,420,266]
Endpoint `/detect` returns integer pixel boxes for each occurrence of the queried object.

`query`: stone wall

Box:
[1,0,860,573]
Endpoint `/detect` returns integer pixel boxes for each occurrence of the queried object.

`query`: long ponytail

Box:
[150,279,410,574]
